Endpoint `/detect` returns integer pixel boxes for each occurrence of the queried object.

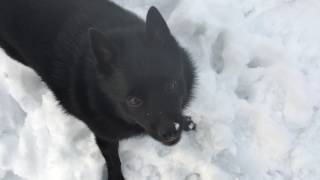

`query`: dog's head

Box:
[89,7,194,145]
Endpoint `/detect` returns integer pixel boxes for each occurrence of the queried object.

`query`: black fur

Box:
[0,0,196,179]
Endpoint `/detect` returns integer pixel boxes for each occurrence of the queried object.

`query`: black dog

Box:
[0,0,196,179]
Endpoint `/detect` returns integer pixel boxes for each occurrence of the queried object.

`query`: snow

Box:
[1,0,320,179]
[174,123,180,131]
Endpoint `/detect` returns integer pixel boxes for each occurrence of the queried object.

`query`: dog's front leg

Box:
[95,137,125,180]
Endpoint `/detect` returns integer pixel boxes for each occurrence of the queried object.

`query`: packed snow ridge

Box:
[1,0,320,180]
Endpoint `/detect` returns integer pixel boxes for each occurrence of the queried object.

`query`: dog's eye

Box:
[126,96,143,108]
[165,80,177,93]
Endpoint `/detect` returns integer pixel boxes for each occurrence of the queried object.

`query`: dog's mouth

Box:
[150,131,182,146]
[139,128,182,146]
[160,135,181,146]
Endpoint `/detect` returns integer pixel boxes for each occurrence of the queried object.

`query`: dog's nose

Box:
[158,124,180,141]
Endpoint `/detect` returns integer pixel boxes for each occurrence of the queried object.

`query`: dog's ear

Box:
[146,6,173,44]
[89,28,118,72]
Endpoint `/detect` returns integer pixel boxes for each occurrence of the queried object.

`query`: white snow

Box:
[1,0,320,179]
[174,123,180,131]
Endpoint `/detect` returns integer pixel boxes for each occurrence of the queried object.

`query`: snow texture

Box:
[1,0,320,179]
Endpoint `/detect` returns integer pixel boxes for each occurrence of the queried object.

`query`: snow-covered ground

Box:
[1,0,320,179]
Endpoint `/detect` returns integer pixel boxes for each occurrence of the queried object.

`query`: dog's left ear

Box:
[146,6,173,44]
[89,28,120,74]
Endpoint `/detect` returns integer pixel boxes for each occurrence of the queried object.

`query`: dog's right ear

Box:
[146,7,173,45]
[89,28,118,72]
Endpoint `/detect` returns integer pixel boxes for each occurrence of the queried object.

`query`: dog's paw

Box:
[182,116,197,131]
[107,169,125,180]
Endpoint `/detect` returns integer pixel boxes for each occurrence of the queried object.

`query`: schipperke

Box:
[0,0,196,179]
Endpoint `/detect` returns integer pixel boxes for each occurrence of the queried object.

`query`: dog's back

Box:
[0,0,142,69]
[0,0,144,114]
